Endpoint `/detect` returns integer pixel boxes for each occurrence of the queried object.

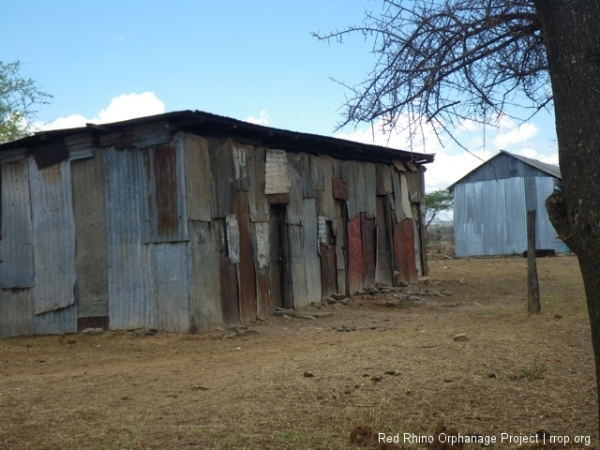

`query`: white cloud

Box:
[245,110,269,126]
[94,92,165,123]
[493,122,539,148]
[40,92,165,131]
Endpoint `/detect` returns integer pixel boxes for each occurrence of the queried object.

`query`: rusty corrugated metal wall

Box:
[0,123,428,338]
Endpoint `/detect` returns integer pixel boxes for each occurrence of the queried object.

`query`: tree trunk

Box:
[535,0,600,434]
[527,210,541,314]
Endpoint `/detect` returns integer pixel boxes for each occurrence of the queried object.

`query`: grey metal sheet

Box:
[363,163,377,218]
[454,178,528,257]
[0,289,33,338]
[135,121,172,148]
[209,138,233,218]
[302,199,321,303]
[29,158,76,315]
[183,133,213,222]
[105,147,154,330]
[247,146,269,222]
[391,169,405,223]
[72,154,109,318]
[189,221,222,331]
[288,224,309,308]
[400,171,413,218]
[33,304,77,335]
[265,149,291,194]
[286,152,303,225]
[0,148,27,165]
[0,159,34,288]
[65,133,95,161]
[149,242,191,333]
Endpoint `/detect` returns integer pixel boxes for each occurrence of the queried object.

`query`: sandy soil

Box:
[0,254,596,450]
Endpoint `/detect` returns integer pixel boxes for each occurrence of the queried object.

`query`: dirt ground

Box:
[0,255,597,450]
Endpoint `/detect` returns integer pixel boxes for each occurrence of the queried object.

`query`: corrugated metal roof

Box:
[0,110,434,166]
[448,150,560,190]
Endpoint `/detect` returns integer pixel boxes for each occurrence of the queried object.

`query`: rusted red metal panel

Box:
[267,193,290,205]
[375,196,393,286]
[393,217,418,284]
[77,316,109,331]
[220,256,240,325]
[361,213,376,288]
[235,192,257,323]
[141,144,184,242]
[332,178,349,200]
[348,215,364,294]
[320,243,337,298]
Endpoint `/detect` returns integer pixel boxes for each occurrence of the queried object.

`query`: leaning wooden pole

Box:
[527,210,541,313]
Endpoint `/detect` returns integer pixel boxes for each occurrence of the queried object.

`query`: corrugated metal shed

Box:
[0,109,433,338]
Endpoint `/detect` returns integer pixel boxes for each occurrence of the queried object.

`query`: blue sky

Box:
[2,0,558,191]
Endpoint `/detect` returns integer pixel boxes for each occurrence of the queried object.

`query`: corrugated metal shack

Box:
[449,150,568,257]
[0,110,434,338]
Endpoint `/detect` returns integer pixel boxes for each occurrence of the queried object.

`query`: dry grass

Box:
[0,255,596,449]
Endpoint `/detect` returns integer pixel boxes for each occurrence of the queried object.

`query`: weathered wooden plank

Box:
[393,217,418,284]
[265,149,291,194]
[184,134,212,222]
[189,221,222,331]
[400,171,414,218]
[361,213,376,288]
[303,153,316,198]
[220,256,240,325]
[0,159,34,288]
[347,215,364,294]
[364,163,377,218]
[375,196,393,286]
[235,192,257,323]
[29,159,76,315]
[71,154,109,318]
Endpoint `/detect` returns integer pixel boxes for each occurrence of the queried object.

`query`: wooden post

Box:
[527,210,541,313]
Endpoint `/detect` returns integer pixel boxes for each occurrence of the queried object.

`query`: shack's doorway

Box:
[269,205,291,309]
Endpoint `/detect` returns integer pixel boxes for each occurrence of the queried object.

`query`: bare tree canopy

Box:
[317,0,600,436]
[313,0,547,143]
